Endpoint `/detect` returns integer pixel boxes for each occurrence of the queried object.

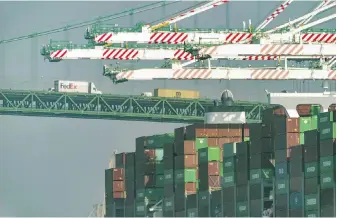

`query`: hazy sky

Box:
[0,1,335,216]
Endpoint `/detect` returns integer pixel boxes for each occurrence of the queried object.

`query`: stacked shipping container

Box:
[318,111,336,217]
[105,168,125,217]
[104,110,336,217]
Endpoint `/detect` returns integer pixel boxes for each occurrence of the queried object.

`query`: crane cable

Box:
[0,1,182,45]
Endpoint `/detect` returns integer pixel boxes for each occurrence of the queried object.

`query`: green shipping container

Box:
[156,175,164,187]
[198,147,221,163]
[146,133,174,148]
[311,115,318,129]
[249,169,274,184]
[275,179,289,195]
[223,142,237,157]
[236,201,249,217]
[145,188,163,202]
[320,156,336,173]
[136,189,145,200]
[135,202,146,216]
[187,208,198,217]
[320,172,336,189]
[305,194,319,211]
[300,117,315,132]
[223,156,236,172]
[304,162,319,178]
[311,105,321,116]
[164,169,174,185]
[300,133,305,144]
[319,122,336,140]
[223,172,236,187]
[244,137,250,142]
[163,196,174,211]
[319,111,334,124]
[155,161,164,174]
[155,148,164,161]
[195,138,208,150]
[220,162,224,176]
[305,210,319,217]
[198,190,210,207]
[175,169,197,183]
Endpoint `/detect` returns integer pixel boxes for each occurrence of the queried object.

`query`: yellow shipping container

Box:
[154,88,200,99]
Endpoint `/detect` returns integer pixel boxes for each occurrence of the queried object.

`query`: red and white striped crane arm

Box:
[105,67,336,82]
[256,0,294,31]
[150,0,228,31]
[297,0,335,26]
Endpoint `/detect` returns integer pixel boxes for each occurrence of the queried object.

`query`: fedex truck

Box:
[49,80,102,94]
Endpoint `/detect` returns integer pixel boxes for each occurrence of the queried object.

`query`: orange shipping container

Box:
[154,88,200,99]
[113,191,126,198]
[113,181,125,192]
[113,168,124,181]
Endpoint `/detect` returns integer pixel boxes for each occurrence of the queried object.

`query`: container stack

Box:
[222,142,240,217]
[318,111,336,217]
[135,134,174,217]
[186,194,198,217]
[198,147,222,216]
[249,121,274,217]
[105,168,125,217]
[174,139,198,216]
[163,142,175,217]
[124,152,136,217]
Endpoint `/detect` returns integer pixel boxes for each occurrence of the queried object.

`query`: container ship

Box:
[103,89,336,217]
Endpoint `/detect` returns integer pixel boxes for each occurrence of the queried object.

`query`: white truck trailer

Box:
[49,80,102,94]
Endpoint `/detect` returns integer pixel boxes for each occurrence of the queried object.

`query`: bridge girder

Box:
[0,90,268,123]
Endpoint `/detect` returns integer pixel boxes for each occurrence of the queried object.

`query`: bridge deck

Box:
[0,90,267,123]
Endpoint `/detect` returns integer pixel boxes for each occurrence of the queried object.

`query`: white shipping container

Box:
[205,112,246,124]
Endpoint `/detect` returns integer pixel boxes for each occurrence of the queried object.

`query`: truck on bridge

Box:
[49,80,102,94]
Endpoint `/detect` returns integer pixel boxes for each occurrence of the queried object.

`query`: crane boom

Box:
[150,0,228,31]
[103,67,336,83]
[41,43,335,61]
[297,0,334,26]
[291,14,336,35]
[265,2,336,34]
[256,0,294,31]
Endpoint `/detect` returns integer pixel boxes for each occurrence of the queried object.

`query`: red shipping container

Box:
[113,181,125,192]
[206,128,218,137]
[243,124,250,137]
[217,124,242,137]
[185,182,197,194]
[144,149,156,161]
[182,141,196,155]
[113,191,126,198]
[184,155,198,168]
[113,168,124,181]
[208,162,220,176]
[286,118,300,133]
[209,175,221,188]
[286,133,300,147]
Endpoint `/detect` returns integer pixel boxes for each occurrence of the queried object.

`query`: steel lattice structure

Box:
[0,90,268,123]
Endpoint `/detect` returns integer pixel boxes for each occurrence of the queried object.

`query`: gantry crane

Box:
[85,0,335,45]
[41,0,336,63]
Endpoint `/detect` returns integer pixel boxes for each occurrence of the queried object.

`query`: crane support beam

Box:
[265,2,336,34]
[256,0,294,31]
[42,44,335,61]
[0,90,267,123]
[291,14,337,35]
[150,0,228,31]
[297,0,334,26]
[103,67,336,83]
[198,44,336,58]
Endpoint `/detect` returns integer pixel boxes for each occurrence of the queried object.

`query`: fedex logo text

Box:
[60,83,78,89]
